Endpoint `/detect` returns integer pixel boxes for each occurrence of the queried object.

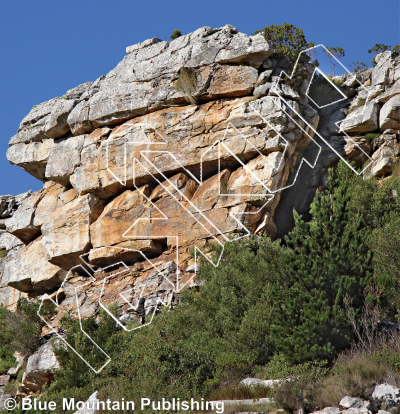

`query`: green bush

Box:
[170,29,182,40]
[254,23,314,88]
[272,166,373,363]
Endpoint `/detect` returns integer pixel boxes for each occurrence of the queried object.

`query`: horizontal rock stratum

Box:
[1,26,400,336]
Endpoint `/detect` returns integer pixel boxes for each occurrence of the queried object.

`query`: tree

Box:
[170,29,182,40]
[350,61,367,73]
[255,23,311,64]
[368,43,391,56]
[254,23,315,88]
[323,47,345,77]
[272,166,373,363]
[368,43,391,65]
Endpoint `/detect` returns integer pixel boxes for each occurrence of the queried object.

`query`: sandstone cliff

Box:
[1,25,400,335]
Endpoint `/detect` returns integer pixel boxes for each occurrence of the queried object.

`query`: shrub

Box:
[317,339,400,407]
[272,166,373,363]
[268,355,329,413]
[170,29,182,40]
[254,23,314,88]
[351,61,367,72]
[0,299,54,360]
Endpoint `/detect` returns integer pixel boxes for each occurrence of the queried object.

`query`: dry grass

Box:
[175,67,197,104]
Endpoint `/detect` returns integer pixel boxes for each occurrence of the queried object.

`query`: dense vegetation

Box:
[1,161,398,414]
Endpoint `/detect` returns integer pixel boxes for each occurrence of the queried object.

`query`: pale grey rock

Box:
[365,139,399,178]
[365,84,386,102]
[378,78,400,104]
[0,232,23,250]
[126,38,163,54]
[311,407,341,414]
[9,84,91,145]
[0,389,12,411]
[372,383,400,403]
[15,190,33,206]
[270,82,300,101]
[9,97,60,145]
[340,101,380,133]
[256,70,273,87]
[2,236,66,294]
[73,391,99,414]
[0,195,16,218]
[23,341,60,392]
[0,374,10,386]
[64,82,93,100]
[380,95,400,131]
[45,135,85,185]
[371,53,391,86]
[240,377,281,388]
[254,83,272,98]
[342,408,369,414]
[186,265,198,273]
[4,190,42,244]
[339,396,366,409]
[66,26,272,134]
[44,98,77,138]
[67,100,92,135]
[7,355,25,377]
[6,139,57,181]
[214,32,272,67]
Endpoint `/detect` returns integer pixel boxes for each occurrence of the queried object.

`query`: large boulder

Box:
[365,138,399,178]
[4,190,43,244]
[380,95,400,131]
[23,342,60,392]
[45,135,86,185]
[340,101,380,134]
[5,182,65,244]
[372,383,400,407]
[2,236,66,294]
[6,138,57,181]
[41,193,105,269]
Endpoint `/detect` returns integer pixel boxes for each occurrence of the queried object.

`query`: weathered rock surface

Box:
[0,375,10,386]
[23,341,60,392]
[0,389,12,410]
[2,26,400,340]
[239,377,282,388]
[380,95,400,131]
[73,391,99,414]
[340,102,380,134]
[45,135,85,185]
[42,193,105,269]
[372,383,400,406]
[365,137,399,178]
[2,236,66,294]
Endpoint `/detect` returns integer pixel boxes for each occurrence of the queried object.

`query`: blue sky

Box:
[0,0,399,196]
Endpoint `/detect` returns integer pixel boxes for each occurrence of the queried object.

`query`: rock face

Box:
[2,236,66,294]
[22,341,60,392]
[1,26,400,337]
[41,193,104,269]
